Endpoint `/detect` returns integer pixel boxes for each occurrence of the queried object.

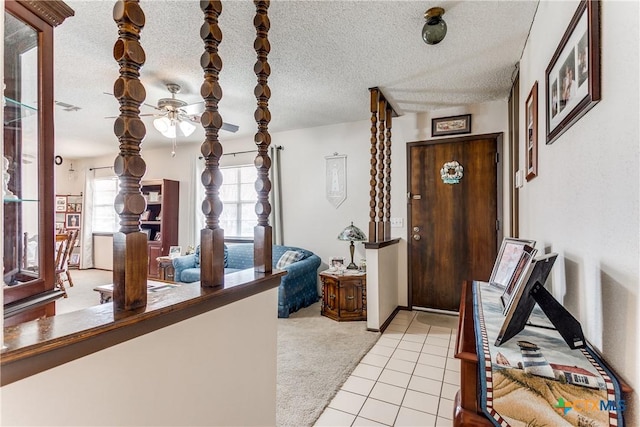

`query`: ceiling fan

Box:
[105,82,238,138]
[144,83,239,139]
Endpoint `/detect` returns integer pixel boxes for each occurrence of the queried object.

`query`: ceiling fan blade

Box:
[181,101,204,115]
[222,122,239,133]
[104,113,160,119]
[104,92,160,111]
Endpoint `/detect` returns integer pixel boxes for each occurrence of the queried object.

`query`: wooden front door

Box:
[408,134,500,311]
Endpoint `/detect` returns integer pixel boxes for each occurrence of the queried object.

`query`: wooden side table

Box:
[156,256,175,282]
[320,271,366,321]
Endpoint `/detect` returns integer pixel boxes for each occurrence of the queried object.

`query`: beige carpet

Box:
[277,302,380,427]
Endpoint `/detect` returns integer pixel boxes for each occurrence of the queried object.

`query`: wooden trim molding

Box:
[16,0,74,27]
[363,238,400,250]
[1,270,284,386]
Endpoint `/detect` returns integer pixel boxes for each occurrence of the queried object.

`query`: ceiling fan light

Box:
[178,120,196,137]
[153,116,171,135]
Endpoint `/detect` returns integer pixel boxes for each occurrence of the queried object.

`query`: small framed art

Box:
[154,232,162,241]
[330,257,344,268]
[65,213,80,229]
[432,114,471,137]
[55,196,67,212]
[525,82,538,181]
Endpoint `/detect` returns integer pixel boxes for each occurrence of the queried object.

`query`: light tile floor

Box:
[315,310,459,427]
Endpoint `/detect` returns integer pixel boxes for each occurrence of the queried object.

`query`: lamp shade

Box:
[338,222,366,270]
[337,222,366,242]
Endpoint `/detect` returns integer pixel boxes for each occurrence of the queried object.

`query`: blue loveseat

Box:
[172,244,321,318]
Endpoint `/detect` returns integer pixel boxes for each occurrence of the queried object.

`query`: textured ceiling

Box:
[52,0,538,158]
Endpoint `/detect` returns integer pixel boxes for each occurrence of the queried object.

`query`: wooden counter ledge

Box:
[1,269,285,386]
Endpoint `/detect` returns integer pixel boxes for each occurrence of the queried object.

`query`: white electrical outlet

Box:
[390,217,403,228]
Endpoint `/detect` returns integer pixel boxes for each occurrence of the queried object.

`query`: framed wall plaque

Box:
[432,114,472,137]
[545,0,600,144]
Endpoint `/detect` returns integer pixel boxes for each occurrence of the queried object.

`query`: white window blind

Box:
[220,165,258,238]
[92,177,119,232]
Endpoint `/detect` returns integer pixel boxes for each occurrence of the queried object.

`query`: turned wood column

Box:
[384,106,392,240]
[199,0,225,288]
[253,0,272,273]
[376,99,386,241]
[367,88,396,243]
[368,88,378,243]
[111,0,148,312]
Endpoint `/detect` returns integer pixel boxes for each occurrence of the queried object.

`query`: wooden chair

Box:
[54,230,78,297]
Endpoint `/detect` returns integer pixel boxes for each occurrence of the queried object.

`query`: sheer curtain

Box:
[80,169,95,269]
[193,156,205,247]
[270,145,284,245]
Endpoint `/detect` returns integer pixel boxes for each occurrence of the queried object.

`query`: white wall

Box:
[2,287,278,426]
[518,0,639,421]
[65,99,509,306]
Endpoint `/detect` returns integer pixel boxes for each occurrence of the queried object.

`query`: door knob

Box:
[413,234,421,241]
[413,226,420,232]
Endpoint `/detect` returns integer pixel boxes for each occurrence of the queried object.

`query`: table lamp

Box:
[337,222,367,269]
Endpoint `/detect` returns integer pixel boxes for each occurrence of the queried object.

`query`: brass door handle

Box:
[346,296,354,301]
[413,234,421,241]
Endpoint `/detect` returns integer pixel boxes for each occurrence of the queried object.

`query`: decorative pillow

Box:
[194,245,200,268]
[276,250,304,269]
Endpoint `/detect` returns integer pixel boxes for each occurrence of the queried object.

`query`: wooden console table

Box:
[156,256,175,282]
[320,271,366,321]
[454,280,632,426]
[94,281,179,304]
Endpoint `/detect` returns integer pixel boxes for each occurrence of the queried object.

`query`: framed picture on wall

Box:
[65,213,80,229]
[525,82,538,181]
[55,196,67,212]
[545,0,600,144]
[431,114,471,137]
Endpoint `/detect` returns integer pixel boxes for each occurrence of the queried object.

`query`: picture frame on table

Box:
[489,237,536,290]
[154,232,162,241]
[431,114,471,137]
[495,253,559,347]
[546,0,600,144]
[525,82,538,181]
[501,247,538,315]
[65,213,80,229]
[168,246,182,258]
[55,196,67,212]
[330,257,344,268]
[69,253,80,265]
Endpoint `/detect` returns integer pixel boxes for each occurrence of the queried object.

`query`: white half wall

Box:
[1,287,278,426]
[366,244,399,331]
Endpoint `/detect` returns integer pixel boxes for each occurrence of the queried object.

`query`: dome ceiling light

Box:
[422,7,447,45]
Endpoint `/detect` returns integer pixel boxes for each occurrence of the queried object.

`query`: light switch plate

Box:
[390,217,403,228]
[515,170,524,188]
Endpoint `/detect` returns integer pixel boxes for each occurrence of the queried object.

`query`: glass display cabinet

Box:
[3,0,73,326]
